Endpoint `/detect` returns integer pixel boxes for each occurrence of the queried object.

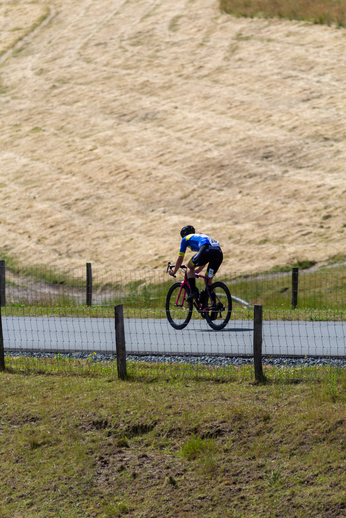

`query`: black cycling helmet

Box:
[180,225,195,238]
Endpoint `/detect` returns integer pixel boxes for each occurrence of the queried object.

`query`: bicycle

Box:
[166,262,232,331]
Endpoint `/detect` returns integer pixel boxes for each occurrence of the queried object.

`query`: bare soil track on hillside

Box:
[0,0,346,276]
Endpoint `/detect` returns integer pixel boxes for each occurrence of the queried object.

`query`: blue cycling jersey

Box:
[179,234,221,257]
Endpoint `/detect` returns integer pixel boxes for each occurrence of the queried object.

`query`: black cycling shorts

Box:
[190,244,223,277]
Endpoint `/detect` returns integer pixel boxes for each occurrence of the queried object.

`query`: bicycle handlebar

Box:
[167,262,187,277]
[167,262,175,276]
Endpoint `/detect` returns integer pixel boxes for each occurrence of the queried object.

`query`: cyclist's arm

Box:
[169,255,184,276]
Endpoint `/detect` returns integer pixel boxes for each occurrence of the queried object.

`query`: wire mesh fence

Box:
[2,307,343,356]
[1,306,252,356]
[1,305,346,380]
[2,263,346,310]
[3,264,169,307]
[0,262,346,381]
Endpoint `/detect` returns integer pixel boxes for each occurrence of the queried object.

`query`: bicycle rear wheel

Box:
[205,281,232,330]
[166,282,193,330]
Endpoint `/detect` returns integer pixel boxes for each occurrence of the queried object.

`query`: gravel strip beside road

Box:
[5,350,346,368]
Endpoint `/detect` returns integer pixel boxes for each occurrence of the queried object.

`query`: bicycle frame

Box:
[169,264,214,314]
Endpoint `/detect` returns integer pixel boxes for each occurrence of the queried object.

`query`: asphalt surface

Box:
[2,316,346,357]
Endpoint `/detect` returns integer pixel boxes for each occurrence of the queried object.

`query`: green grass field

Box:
[220,0,346,27]
[1,364,346,517]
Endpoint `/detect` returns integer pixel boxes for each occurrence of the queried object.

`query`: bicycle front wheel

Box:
[205,281,232,330]
[166,282,193,330]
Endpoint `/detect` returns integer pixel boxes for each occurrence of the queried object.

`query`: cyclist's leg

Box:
[206,250,224,312]
[186,261,196,279]
[187,245,209,300]
[206,249,223,284]
[195,264,207,274]
[189,245,210,274]
[186,263,197,301]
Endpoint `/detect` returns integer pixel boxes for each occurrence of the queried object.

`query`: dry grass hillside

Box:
[0,0,346,274]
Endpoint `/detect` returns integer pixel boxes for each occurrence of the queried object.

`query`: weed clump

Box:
[180,435,218,460]
[116,437,129,448]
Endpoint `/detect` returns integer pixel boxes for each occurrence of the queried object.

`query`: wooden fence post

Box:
[114,305,127,379]
[86,263,92,307]
[291,267,299,309]
[0,306,5,371]
[253,304,263,382]
[0,260,5,307]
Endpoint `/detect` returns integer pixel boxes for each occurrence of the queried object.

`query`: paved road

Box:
[2,317,346,357]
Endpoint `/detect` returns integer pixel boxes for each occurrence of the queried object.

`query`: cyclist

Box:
[168,225,223,301]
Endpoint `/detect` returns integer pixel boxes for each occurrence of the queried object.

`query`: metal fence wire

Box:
[1,306,345,357]
[0,263,345,380]
[2,263,346,310]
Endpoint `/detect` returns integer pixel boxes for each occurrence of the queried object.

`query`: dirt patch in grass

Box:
[0,0,346,275]
[1,369,346,516]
